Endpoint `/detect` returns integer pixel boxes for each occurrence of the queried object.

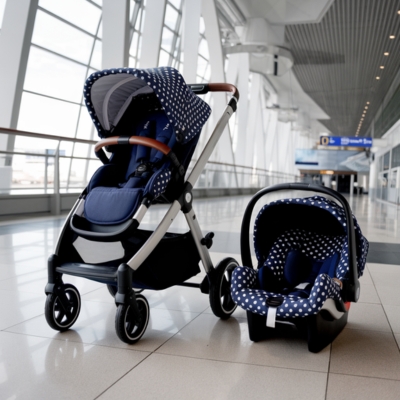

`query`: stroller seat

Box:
[84,111,175,225]
[232,193,369,352]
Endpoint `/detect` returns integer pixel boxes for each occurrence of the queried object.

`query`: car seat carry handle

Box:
[94,136,183,173]
[240,183,360,303]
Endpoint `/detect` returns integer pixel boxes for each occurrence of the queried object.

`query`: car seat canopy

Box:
[84,66,211,143]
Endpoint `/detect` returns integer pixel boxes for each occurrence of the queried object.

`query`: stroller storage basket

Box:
[126,230,201,290]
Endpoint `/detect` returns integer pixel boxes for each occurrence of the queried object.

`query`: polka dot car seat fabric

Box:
[231,196,369,321]
[81,67,211,225]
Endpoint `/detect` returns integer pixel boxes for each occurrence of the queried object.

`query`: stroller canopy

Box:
[83,66,211,144]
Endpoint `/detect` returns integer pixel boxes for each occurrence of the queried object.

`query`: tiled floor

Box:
[0,193,400,399]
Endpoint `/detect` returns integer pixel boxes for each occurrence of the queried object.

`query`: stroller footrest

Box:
[57,262,118,281]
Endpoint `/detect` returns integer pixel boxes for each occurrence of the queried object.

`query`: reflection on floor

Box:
[0,194,400,399]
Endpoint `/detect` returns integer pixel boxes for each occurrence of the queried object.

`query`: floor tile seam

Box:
[0,328,152,355]
[380,305,400,350]
[344,325,394,334]
[153,350,330,374]
[324,345,333,400]
[0,311,46,332]
[328,371,400,382]
[150,311,205,354]
[94,352,154,400]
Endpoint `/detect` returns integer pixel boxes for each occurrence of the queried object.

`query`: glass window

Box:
[158,49,169,67]
[76,107,96,140]
[24,47,87,104]
[168,0,181,9]
[90,39,102,70]
[161,27,174,52]
[392,144,400,169]
[32,10,94,65]
[0,0,6,29]
[39,0,101,35]
[17,92,80,138]
[383,151,390,171]
[164,4,178,30]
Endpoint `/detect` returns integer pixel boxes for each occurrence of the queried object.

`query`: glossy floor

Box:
[0,194,400,399]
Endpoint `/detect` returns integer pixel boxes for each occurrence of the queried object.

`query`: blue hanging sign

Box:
[320,136,372,147]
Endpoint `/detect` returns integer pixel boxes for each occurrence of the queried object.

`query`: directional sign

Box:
[320,136,372,147]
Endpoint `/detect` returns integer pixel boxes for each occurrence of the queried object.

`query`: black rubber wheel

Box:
[115,294,150,344]
[45,284,81,331]
[209,257,238,319]
[107,284,118,297]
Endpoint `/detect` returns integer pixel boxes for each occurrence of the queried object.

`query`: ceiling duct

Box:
[224,18,293,76]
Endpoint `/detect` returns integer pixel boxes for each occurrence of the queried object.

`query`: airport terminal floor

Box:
[1,193,400,399]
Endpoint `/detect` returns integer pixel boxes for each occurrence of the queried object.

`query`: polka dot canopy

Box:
[83,67,212,144]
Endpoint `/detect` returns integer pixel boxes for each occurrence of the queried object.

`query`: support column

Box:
[182,0,201,83]
[102,0,130,68]
[0,0,38,166]
[139,0,166,68]
[201,0,236,171]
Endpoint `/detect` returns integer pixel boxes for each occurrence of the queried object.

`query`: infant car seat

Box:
[231,184,369,352]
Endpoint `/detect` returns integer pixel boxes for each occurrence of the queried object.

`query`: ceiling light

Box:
[380,66,385,69]
[361,118,364,121]
[376,76,380,80]
[367,101,370,104]
[384,52,389,56]
[365,106,368,109]
[389,35,395,39]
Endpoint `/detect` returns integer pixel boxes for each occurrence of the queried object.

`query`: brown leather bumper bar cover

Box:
[208,83,239,101]
[94,136,171,155]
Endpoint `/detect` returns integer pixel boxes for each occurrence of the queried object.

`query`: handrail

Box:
[0,127,96,145]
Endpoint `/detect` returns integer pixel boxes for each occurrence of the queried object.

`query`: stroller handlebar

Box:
[188,83,239,101]
[240,183,360,303]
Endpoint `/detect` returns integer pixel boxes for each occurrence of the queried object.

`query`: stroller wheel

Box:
[45,284,81,331]
[210,257,238,320]
[115,294,150,344]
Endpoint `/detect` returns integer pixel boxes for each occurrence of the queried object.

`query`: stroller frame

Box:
[45,82,240,344]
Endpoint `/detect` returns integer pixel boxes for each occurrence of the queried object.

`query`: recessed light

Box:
[365,106,368,109]
[380,66,385,69]
[384,52,389,56]
[376,76,380,80]
[367,101,370,104]
[389,35,395,39]
[361,118,364,121]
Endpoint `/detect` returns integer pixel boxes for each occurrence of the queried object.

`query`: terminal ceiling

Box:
[218,0,400,138]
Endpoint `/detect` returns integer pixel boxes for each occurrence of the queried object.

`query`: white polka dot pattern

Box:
[231,266,341,319]
[145,169,172,199]
[231,195,369,320]
[83,67,211,144]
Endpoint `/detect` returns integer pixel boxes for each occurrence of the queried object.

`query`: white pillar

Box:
[102,0,130,69]
[182,0,201,83]
[0,0,38,166]
[139,0,166,68]
[202,0,236,169]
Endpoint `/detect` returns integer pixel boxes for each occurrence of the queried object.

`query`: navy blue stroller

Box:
[44,67,240,344]
[231,183,369,352]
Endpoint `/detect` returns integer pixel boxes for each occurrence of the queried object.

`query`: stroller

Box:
[44,67,240,344]
[231,183,369,352]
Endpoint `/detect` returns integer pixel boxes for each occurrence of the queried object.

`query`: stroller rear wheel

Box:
[45,284,81,331]
[210,257,238,319]
[115,294,150,344]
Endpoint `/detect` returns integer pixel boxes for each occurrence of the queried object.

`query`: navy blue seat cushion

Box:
[84,187,143,225]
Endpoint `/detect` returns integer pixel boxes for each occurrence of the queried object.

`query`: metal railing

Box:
[0,127,301,205]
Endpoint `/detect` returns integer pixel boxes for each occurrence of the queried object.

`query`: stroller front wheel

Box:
[115,294,150,344]
[209,257,238,320]
[44,284,81,331]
